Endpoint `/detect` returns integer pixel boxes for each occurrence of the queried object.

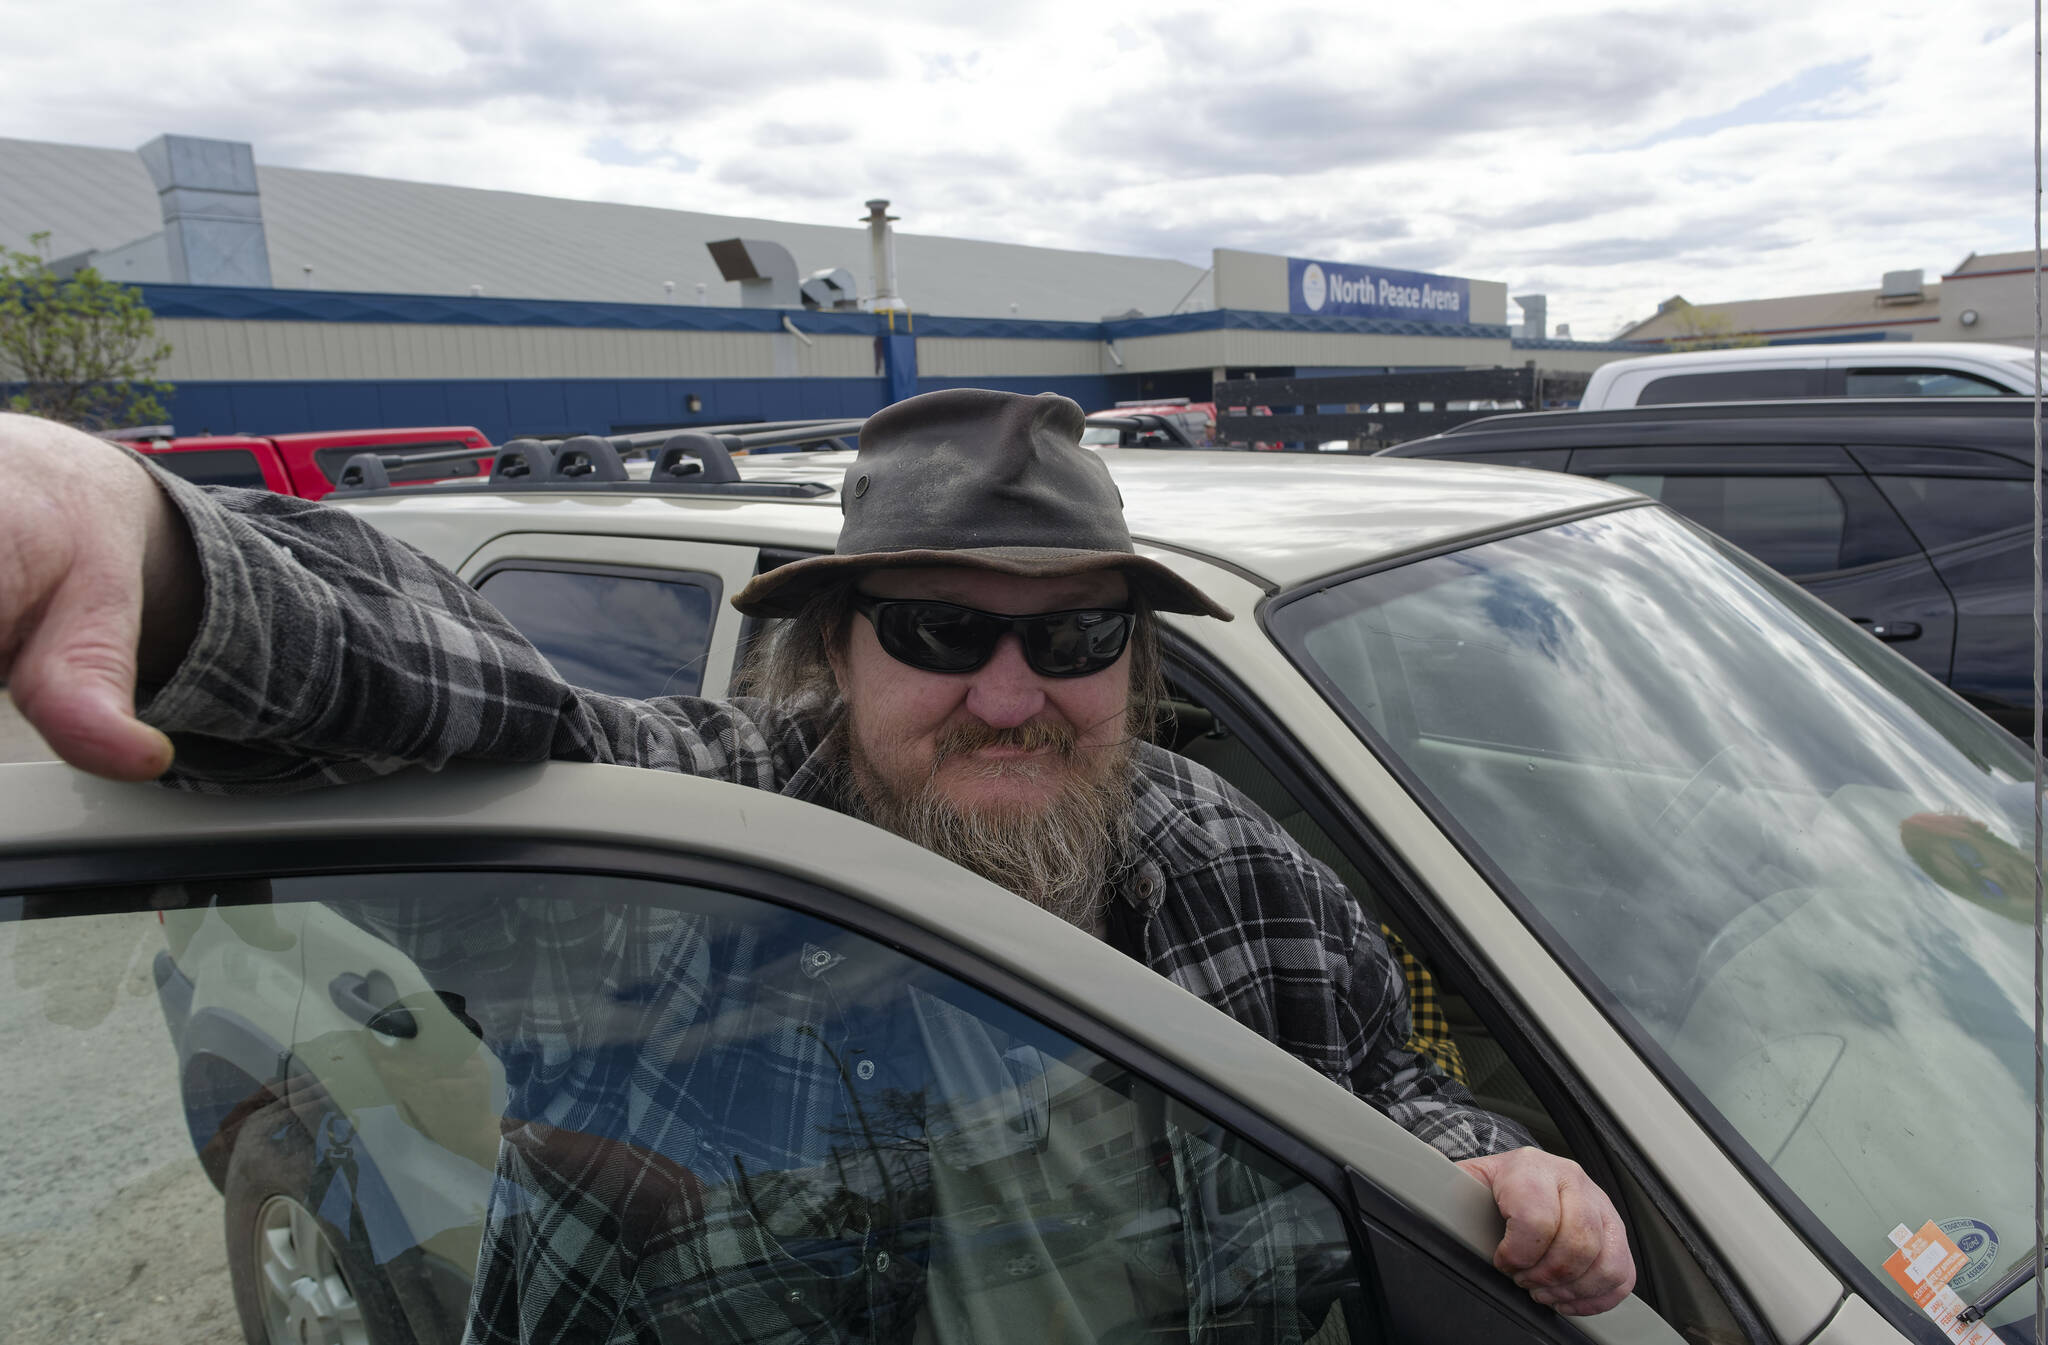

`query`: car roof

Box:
[1594,341,2038,370]
[339,445,1635,593]
[1393,396,2045,460]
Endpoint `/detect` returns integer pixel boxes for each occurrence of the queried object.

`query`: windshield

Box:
[1271,503,2041,1332]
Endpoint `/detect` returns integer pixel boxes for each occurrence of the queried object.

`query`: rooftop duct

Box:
[706,238,801,307]
[1513,293,1547,340]
[138,134,272,287]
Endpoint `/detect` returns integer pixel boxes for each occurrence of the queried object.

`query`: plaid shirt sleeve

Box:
[1126,748,1534,1164]
[132,464,815,795]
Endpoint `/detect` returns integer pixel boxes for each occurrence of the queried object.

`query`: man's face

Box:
[831,566,1135,822]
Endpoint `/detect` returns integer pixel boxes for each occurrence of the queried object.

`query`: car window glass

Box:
[1634,368,1818,404]
[476,564,716,698]
[1271,506,2041,1335]
[1842,368,2010,397]
[146,448,269,489]
[1592,475,1847,575]
[1873,475,2036,551]
[1,871,1369,1344]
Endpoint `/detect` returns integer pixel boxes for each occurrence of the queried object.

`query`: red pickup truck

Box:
[124,426,494,501]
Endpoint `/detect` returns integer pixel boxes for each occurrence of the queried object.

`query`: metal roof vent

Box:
[707,238,801,307]
[862,200,906,313]
[800,267,860,311]
[1879,268,1926,303]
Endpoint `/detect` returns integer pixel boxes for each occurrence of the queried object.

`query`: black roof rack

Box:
[1431,395,2047,437]
[1084,412,1199,448]
[328,420,859,500]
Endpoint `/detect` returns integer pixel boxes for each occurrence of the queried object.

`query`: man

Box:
[0,390,1634,1325]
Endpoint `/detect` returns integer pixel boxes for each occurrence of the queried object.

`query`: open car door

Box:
[0,760,1681,1344]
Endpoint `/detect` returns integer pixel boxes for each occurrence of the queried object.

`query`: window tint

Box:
[476,563,716,698]
[1600,474,1848,574]
[1635,368,1820,404]
[146,448,269,489]
[3,871,1370,1343]
[1843,368,2011,397]
[1873,475,2035,551]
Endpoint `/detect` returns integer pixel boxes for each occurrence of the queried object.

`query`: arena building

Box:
[2,133,1645,439]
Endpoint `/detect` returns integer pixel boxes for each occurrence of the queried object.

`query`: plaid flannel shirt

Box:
[136,470,1534,1342]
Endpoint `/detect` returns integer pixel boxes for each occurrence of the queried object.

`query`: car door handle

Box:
[1854,619,1922,643]
[329,971,420,1039]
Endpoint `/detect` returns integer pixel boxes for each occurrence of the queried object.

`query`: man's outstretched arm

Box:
[0,414,811,791]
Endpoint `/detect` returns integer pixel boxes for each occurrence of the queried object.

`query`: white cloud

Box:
[1,0,2037,336]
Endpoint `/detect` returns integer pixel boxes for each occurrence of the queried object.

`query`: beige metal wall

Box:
[916,336,1104,378]
[154,319,875,381]
[152,315,1629,390]
[1114,327,1516,373]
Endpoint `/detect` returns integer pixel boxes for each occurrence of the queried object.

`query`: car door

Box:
[1852,444,2038,734]
[1570,444,1959,681]
[0,760,1685,1345]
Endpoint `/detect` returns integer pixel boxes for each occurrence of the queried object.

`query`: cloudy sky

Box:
[4,0,2036,337]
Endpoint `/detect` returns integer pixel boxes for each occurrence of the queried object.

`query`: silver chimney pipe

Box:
[862,199,906,311]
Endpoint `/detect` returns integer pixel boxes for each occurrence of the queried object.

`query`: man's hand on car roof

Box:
[0,413,199,781]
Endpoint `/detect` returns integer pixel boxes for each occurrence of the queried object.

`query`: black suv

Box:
[1388,398,2042,734]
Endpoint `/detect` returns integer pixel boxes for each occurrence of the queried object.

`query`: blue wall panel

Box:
[306,383,379,430]
[376,381,453,427]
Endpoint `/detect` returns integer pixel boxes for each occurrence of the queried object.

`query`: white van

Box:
[1579,340,2040,409]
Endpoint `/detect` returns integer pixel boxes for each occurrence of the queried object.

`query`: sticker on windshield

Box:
[1937,1218,2000,1294]
[1884,1222,2000,1343]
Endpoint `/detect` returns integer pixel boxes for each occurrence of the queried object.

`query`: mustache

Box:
[932,719,1079,763]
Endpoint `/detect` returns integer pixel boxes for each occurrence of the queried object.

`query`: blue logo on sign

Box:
[1938,1218,2000,1293]
[1286,256,1471,325]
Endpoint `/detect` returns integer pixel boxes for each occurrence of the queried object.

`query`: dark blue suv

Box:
[1389,398,2044,735]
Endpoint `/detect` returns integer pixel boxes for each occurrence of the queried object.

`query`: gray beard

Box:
[838,723,1138,932]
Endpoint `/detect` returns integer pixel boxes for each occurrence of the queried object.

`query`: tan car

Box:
[5,436,2037,1344]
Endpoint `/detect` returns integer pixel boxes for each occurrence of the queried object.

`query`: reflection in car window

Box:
[1273,506,2042,1333]
[2,872,1366,1344]
[476,564,716,698]
[1597,475,1847,574]
[1873,475,2035,551]
[1842,368,2009,397]
[145,448,269,489]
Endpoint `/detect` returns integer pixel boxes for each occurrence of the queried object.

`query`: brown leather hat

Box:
[732,388,1231,619]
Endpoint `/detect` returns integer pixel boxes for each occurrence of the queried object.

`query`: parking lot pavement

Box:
[0,913,239,1342]
[0,699,58,764]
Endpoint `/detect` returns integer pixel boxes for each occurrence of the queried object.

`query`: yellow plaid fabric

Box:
[1382,923,1467,1084]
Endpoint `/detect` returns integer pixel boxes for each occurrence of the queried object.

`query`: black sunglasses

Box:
[850,595,1135,678]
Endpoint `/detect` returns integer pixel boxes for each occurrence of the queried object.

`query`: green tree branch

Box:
[0,232,174,430]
